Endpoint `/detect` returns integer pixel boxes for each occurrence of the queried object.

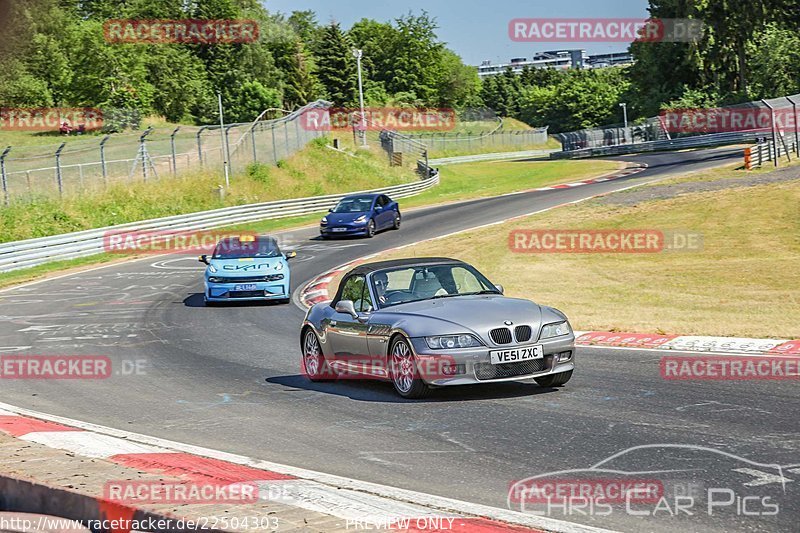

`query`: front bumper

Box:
[204,280,290,302]
[320,223,367,236]
[408,335,575,386]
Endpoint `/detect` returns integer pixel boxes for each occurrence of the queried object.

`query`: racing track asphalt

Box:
[1,146,797,533]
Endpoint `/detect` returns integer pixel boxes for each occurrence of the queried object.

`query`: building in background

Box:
[477,50,632,78]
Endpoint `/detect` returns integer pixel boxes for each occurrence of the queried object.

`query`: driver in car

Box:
[374,272,389,304]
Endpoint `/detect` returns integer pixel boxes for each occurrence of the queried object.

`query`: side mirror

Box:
[495,284,504,295]
[285,251,297,260]
[334,300,358,319]
[328,208,334,213]
[374,205,383,212]
[199,255,209,265]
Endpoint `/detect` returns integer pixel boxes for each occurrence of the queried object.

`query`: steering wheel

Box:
[384,291,408,305]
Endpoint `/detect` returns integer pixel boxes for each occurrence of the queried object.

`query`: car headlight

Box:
[354,215,367,223]
[208,264,218,273]
[425,334,483,350]
[275,262,284,271]
[321,216,328,225]
[540,321,572,339]
[208,276,224,283]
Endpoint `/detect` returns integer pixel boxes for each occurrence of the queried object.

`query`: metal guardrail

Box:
[0,173,439,273]
[550,131,762,159]
[747,134,799,169]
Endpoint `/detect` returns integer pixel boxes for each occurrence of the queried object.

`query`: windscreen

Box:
[212,238,282,259]
[332,196,374,213]
[372,263,498,307]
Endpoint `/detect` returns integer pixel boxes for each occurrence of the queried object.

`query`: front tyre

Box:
[302,329,333,382]
[389,337,430,399]
[365,219,376,238]
[534,370,573,387]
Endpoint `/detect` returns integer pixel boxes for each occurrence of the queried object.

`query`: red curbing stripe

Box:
[305,280,330,291]
[769,340,800,355]
[576,331,679,349]
[97,500,137,533]
[0,415,82,437]
[110,452,295,483]
[551,184,571,189]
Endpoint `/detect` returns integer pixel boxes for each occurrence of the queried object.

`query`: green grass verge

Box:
[426,137,561,159]
[402,159,622,208]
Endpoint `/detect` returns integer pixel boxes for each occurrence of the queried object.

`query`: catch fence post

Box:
[0,146,11,205]
[170,127,181,175]
[99,135,111,186]
[55,143,66,197]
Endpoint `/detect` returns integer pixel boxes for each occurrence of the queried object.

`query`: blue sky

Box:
[263,0,650,64]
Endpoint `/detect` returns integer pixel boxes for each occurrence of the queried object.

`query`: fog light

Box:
[441,364,466,376]
[557,351,572,362]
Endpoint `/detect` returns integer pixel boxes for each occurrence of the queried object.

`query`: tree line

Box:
[0,0,481,128]
[1,0,798,134]
[480,0,800,132]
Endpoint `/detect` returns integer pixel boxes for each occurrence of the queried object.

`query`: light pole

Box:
[218,92,230,187]
[619,102,628,144]
[352,48,367,147]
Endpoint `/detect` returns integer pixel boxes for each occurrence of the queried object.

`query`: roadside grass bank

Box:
[0,157,618,289]
[380,163,800,338]
[425,137,560,159]
[0,138,411,243]
[401,159,622,208]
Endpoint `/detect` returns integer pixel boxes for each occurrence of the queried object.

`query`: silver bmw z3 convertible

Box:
[300,257,575,398]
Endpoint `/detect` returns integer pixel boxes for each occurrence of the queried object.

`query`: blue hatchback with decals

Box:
[199,235,296,305]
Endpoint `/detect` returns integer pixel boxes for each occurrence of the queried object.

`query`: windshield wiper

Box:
[430,290,498,300]
[460,290,500,296]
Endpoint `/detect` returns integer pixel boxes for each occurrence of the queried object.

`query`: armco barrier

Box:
[747,134,798,168]
[551,131,762,159]
[0,173,439,273]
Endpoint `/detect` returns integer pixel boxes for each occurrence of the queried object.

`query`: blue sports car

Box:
[199,235,296,305]
[320,193,401,238]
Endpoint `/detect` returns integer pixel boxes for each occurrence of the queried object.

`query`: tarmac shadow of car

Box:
[266,374,560,403]
[182,293,286,308]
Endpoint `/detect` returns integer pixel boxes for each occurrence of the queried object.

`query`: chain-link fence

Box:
[557,93,800,153]
[400,128,550,154]
[378,129,432,178]
[556,118,669,151]
[0,100,331,205]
